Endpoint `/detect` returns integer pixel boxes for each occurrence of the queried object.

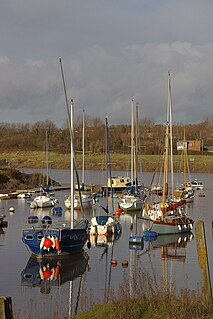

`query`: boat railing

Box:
[25,215,88,230]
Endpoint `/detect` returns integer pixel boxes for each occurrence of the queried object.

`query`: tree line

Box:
[0,115,213,155]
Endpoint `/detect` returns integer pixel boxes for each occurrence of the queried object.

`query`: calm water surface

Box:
[0,170,212,318]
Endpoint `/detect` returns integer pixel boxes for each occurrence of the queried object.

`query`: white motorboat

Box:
[191,179,204,190]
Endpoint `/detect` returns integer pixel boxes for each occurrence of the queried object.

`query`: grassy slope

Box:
[1,151,213,172]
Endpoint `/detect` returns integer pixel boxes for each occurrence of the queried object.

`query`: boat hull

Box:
[149,219,193,235]
[22,227,88,257]
[119,199,143,212]
[30,195,57,208]
[65,196,93,210]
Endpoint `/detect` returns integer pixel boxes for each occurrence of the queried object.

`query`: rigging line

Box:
[59,58,84,214]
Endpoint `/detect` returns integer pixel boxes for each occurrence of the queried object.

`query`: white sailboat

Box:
[65,109,93,210]
[119,99,145,212]
[90,117,122,236]
[30,130,58,209]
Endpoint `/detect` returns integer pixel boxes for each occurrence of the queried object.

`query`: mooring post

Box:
[195,220,212,303]
[0,297,13,319]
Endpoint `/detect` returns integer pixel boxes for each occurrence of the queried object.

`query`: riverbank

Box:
[1,151,213,172]
[73,291,213,319]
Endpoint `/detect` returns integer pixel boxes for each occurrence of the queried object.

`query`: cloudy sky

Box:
[0,0,213,127]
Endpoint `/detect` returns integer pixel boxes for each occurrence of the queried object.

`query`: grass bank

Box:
[72,292,213,319]
[1,151,213,172]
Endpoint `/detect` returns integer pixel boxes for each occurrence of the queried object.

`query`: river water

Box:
[0,169,212,318]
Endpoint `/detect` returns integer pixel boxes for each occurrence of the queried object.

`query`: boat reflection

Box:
[89,231,121,248]
[21,251,89,294]
[144,232,194,261]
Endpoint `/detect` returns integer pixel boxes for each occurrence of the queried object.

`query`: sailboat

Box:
[30,130,58,209]
[90,117,122,236]
[22,59,89,257]
[119,99,145,212]
[65,109,94,210]
[144,72,194,235]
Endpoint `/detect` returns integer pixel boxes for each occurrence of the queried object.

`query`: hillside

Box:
[0,168,60,193]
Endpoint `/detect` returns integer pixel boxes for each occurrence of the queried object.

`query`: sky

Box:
[0,0,213,127]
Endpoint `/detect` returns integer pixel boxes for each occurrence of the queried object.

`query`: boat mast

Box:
[162,116,169,212]
[59,57,83,212]
[70,99,74,229]
[135,102,139,188]
[45,130,49,186]
[183,127,187,188]
[82,109,85,188]
[131,98,134,188]
[105,116,114,212]
[168,71,174,198]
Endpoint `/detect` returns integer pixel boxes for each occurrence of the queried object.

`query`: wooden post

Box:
[0,297,13,319]
[195,220,212,303]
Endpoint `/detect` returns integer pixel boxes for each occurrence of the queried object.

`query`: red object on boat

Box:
[43,238,53,248]
[42,269,52,279]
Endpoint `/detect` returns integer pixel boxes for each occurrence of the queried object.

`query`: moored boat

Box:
[22,60,89,257]
[191,179,204,190]
[144,72,194,235]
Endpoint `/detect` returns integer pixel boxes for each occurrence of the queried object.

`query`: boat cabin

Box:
[107,176,131,192]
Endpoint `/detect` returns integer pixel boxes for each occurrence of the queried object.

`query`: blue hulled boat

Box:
[22,216,88,257]
[22,62,89,257]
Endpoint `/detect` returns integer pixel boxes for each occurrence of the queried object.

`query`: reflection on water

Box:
[145,232,194,261]
[0,170,213,318]
[21,251,89,293]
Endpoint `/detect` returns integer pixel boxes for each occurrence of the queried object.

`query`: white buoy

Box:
[9,207,15,213]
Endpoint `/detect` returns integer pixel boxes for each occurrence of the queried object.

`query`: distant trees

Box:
[0,116,212,155]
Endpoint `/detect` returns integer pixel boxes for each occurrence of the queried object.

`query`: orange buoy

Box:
[111,259,117,267]
[122,260,128,268]
[114,208,123,216]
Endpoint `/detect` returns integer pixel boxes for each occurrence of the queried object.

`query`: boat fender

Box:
[50,267,55,281]
[39,267,44,280]
[54,237,60,251]
[50,236,55,249]
[40,237,45,250]
[53,265,60,279]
